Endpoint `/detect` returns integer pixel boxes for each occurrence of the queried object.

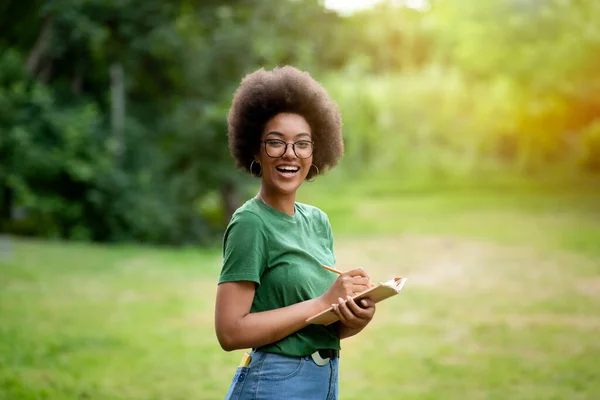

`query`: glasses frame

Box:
[261,139,314,159]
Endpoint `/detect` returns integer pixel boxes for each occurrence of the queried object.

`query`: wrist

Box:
[314,294,331,313]
[337,323,363,339]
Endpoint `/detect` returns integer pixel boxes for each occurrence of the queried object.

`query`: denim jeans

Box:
[224,350,339,400]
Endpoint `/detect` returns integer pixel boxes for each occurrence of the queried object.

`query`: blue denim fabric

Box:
[224,350,339,400]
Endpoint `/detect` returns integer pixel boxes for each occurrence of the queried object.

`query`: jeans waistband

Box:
[252,348,340,359]
[317,349,339,359]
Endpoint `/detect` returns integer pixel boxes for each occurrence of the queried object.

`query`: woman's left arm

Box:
[334,297,376,339]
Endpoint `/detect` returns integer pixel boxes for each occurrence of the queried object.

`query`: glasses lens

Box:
[265,140,285,157]
[294,141,313,159]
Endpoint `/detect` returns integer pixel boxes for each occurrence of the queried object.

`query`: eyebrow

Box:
[265,131,311,139]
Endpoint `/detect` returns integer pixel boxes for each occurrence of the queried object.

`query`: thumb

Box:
[361,298,374,308]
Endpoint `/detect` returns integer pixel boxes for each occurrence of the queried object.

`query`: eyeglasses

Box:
[261,139,314,159]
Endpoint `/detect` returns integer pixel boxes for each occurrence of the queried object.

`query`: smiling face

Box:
[256,113,313,196]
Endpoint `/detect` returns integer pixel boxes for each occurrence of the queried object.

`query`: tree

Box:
[0,0,342,243]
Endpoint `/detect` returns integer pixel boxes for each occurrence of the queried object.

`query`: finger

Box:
[344,267,369,278]
[352,275,375,288]
[346,296,372,319]
[351,284,369,294]
[349,277,371,292]
[335,300,357,328]
[332,302,350,326]
[360,298,376,309]
[337,297,359,325]
[350,277,372,286]
[331,303,341,320]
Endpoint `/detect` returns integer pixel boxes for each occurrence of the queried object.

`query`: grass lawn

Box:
[1,179,599,399]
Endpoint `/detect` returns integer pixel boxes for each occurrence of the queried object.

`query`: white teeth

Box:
[277,166,299,172]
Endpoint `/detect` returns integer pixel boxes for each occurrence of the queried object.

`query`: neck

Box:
[258,187,296,216]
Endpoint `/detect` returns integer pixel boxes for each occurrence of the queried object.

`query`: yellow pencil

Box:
[322,265,342,275]
[323,265,376,288]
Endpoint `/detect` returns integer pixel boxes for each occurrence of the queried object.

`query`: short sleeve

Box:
[219,211,268,285]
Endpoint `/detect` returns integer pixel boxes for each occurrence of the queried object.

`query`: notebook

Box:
[306,277,408,326]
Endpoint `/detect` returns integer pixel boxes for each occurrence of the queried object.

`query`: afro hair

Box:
[227,66,344,180]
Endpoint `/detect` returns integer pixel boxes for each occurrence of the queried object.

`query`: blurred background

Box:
[1,0,599,399]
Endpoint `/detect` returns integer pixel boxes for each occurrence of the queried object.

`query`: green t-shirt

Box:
[218,197,339,356]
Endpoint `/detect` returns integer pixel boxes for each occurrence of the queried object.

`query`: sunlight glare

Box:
[324,0,430,14]
[324,0,383,14]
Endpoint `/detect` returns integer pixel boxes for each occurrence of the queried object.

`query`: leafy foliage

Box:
[1,0,598,244]
[0,0,336,244]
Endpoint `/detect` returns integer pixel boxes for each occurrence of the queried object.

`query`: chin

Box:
[275,181,303,194]
[267,176,305,195]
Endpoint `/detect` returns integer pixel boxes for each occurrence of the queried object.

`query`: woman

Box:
[215,66,376,400]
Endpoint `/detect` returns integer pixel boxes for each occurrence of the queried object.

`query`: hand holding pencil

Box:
[320,265,377,327]
[322,265,375,288]
[319,265,374,308]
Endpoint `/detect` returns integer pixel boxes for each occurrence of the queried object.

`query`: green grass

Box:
[1,178,599,399]
[299,175,600,257]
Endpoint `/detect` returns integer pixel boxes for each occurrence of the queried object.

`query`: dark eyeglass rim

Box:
[261,139,314,159]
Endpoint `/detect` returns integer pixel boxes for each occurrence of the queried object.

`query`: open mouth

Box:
[275,165,300,177]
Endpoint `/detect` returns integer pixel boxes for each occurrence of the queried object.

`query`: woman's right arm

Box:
[214,268,371,351]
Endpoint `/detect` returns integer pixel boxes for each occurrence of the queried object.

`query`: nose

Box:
[282,142,296,159]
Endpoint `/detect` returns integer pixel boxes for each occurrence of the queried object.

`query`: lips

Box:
[275,164,300,178]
